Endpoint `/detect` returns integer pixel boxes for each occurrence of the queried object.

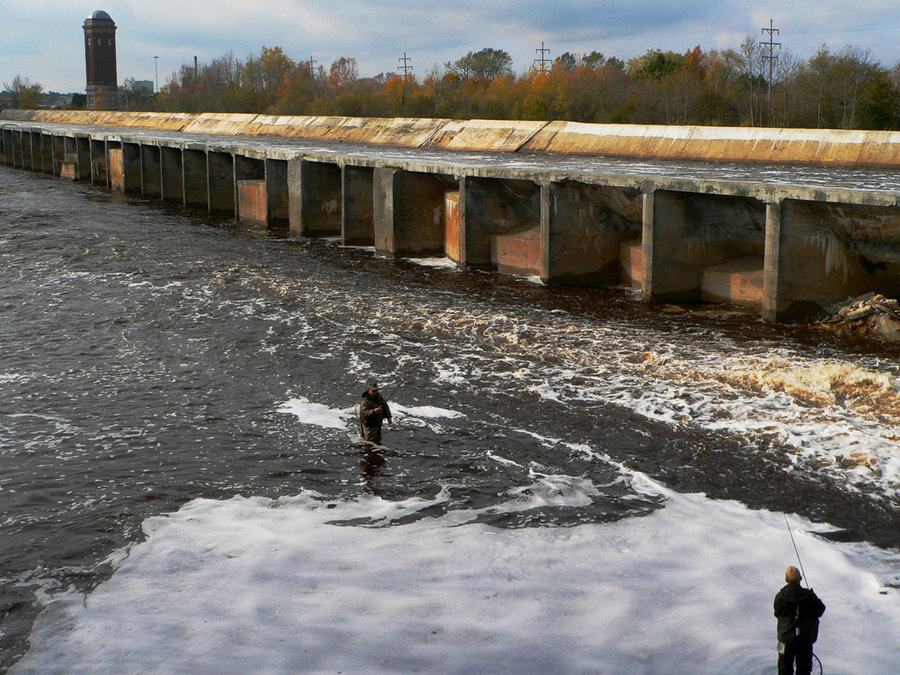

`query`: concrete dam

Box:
[2,109,900,322]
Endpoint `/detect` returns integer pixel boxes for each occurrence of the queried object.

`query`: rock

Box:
[874,315,900,341]
[845,305,877,320]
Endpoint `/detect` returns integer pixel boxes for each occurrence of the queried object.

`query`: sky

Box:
[2,1,900,93]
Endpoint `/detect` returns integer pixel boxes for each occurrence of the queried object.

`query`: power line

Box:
[398,52,413,79]
[534,41,551,73]
[761,18,781,108]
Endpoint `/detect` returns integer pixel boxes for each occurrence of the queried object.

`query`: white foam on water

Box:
[391,404,465,420]
[406,256,459,269]
[275,396,351,430]
[13,474,900,674]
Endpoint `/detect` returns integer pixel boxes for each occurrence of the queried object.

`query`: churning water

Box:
[1,165,898,673]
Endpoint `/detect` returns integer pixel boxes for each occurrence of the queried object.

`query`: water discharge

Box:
[1,166,898,672]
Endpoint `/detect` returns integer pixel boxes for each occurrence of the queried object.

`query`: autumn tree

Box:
[3,75,43,108]
[446,48,513,81]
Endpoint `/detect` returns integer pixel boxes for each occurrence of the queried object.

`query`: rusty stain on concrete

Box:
[4,110,899,168]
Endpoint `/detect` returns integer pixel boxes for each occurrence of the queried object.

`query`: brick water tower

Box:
[83,10,119,109]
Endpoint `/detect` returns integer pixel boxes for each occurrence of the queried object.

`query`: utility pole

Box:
[534,41,551,73]
[761,18,781,113]
[398,52,413,111]
[306,56,318,75]
[153,55,159,93]
[398,52,414,79]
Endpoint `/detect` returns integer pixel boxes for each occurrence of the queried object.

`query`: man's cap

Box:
[369,382,379,390]
[785,565,802,583]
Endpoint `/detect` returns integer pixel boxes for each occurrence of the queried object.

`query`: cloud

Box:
[2,0,899,93]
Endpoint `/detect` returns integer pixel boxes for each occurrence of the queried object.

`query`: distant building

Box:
[133,80,154,97]
[83,10,119,110]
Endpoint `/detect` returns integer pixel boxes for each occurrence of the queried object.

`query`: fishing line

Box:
[783,513,809,586]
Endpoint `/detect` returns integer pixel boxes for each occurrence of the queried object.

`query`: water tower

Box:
[83,10,119,109]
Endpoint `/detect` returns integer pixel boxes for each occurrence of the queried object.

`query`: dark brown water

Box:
[1,165,898,671]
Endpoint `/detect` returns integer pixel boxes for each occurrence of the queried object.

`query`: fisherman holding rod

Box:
[356,381,393,444]
[774,564,826,674]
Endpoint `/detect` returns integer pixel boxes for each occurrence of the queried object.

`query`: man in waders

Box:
[358,382,392,444]
[773,565,826,675]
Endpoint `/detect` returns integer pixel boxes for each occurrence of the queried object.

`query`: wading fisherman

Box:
[357,382,392,444]
[774,565,826,675]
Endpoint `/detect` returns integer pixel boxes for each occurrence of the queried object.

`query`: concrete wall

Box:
[342,165,375,246]
[544,181,643,286]
[643,190,766,303]
[5,109,900,167]
[460,176,542,270]
[374,169,453,258]
[4,114,900,323]
[289,160,342,236]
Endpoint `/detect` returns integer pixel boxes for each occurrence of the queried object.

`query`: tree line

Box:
[6,36,900,130]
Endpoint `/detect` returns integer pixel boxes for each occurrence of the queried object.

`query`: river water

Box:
[1,164,898,673]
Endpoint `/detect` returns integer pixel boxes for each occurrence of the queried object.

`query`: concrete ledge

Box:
[238,179,268,227]
[701,255,765,307]
[425,119,548,152]
[245,115,445,147]
[522,121,900,167]
[619,239,643,288]
[493,225,541,276]
[182,113,257,136]
[5,109,899,167]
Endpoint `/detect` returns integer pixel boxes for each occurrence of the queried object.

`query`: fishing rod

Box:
[783,513,823,675]
[783,513,809,587]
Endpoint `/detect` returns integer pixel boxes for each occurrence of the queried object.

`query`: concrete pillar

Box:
[289,160,342,237]
[762,201,783,322]
[542,180,643,286]
[13,130,24,168]
[207,151,234,214]
[2,129,14,166]
[762,199,900,321]
[141,145,162,199]
[90,139,108,187]
[373,168,448,257]
[160,146,184,203]
[342,165,375,245]
[183,149,208,208]
[265,159,289,229]
[460,175,541,273]
[26,132,39,171]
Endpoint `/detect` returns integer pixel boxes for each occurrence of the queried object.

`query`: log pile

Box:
[819,293,900,341]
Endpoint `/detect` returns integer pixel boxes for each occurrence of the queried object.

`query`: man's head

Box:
[368,382,379,394]
[785,565,802,584]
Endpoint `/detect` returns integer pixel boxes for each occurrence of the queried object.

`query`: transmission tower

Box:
[306,56,318,75]
[399,52,414,79]
[534,41,551,73]
[761,19,781,109]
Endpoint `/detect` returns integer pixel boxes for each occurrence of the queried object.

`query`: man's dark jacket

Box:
[774,583,826,644]
[360,390,391,427]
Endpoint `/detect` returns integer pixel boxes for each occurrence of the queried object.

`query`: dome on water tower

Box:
[86,10,113,22]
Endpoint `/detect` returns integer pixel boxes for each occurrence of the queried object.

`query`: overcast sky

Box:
[3,1,900,93]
